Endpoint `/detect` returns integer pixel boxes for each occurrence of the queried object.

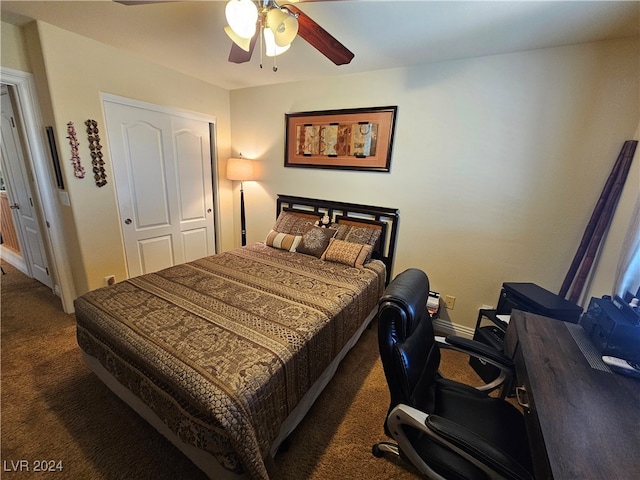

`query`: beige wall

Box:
[3,18,638,330]
[0,22,32,72]
[3,20,235,295]
[230,38,640,330]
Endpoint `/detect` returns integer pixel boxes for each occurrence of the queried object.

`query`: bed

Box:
[74,194,399,480]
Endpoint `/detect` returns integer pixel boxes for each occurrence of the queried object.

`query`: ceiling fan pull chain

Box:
[259,25,264,69]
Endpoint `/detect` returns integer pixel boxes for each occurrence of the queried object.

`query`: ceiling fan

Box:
[115,1,354,70]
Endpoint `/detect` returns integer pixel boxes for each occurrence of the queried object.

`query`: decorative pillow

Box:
[321,238,373,268]
[296,225,337,258]
[339,225,382,248]
[332,223,350,239]
[265,230,302,252]
[272,211,320,235]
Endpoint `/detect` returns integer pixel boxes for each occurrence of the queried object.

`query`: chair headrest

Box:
[379,268,430,338]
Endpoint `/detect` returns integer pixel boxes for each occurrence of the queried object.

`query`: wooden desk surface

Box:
[509,311,640,479]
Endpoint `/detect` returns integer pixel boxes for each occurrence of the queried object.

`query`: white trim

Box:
[0,67,76,313]
[432,317,475,339]
[0,246,27,275]
[100,92,217,124]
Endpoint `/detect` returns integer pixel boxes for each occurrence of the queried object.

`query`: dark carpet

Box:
[1,262,486,479]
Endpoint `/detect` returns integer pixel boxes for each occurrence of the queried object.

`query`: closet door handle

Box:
[124,218,132,225]
[9,203,19,210]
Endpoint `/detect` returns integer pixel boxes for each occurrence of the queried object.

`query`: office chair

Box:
[372,269,533,480]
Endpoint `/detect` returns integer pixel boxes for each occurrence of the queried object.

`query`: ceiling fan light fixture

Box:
[224,25,253,52]
[263,28,291,57]
[225,0,258,39]
[225,0,354,70]
[267,8,298,47]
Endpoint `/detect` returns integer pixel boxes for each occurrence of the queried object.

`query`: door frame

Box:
[1,84,52,287]
[1,67,76,313]
[100,93,221,272]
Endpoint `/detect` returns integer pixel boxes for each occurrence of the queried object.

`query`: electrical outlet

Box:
[445,295,456,309]
[104,275,116,286]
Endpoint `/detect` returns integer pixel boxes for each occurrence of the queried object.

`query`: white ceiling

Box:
[2,1,639,91]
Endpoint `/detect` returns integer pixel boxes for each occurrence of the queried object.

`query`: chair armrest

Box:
[444,335,514,370]
[435,335,514,397]
[388,404,532,480]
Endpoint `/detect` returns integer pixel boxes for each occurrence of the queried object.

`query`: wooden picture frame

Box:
[285,106,397,172]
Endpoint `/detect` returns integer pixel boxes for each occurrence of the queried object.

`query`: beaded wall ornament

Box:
[85,119,107,187]
[66,121,85,179]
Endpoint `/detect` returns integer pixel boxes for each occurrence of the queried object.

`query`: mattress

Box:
[75,242,386,479]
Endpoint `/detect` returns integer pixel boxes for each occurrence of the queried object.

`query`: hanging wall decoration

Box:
[85,119,107,187]
[284,106,398,172]
[66,121,85,179]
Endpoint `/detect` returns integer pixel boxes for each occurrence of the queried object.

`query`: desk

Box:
[505,310,640,479]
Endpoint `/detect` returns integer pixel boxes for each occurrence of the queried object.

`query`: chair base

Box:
[372,441,400,459]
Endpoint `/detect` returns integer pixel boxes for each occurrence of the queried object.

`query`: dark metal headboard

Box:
[277,194,400,285]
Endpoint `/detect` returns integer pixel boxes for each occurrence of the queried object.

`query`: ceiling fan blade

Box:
[228,38,257,64]
[282,4,354,66]
[228,29,258,64]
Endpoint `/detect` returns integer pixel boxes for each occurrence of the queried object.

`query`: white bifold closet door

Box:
[104,99,215,278]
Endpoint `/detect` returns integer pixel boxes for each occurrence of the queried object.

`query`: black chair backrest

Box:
[377,269,441,429]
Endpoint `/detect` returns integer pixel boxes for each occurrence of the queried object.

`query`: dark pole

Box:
[559,141,636,298]
[568,140,637,303]
[560,140,637,300]
[240,181,247,246]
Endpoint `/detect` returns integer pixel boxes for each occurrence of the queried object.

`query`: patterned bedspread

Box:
[74,243,385,479]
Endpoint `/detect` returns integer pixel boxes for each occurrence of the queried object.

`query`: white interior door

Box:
[0,86,52,287]
[104,99,215,278]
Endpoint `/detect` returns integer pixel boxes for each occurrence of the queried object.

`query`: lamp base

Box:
[240,182,247,246]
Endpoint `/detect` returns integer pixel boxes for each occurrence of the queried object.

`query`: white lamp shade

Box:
[224,25,253,52]
[225,0,258,39]
[226,157,255,181]
[267,8,298,47]
[263,28,291,57]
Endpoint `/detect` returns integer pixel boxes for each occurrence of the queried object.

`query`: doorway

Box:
[0,84,52,287]
[0,67,75,313]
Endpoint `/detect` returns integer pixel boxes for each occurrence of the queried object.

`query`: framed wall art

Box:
[285,106,397,172]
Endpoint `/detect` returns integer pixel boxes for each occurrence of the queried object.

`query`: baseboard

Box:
[432,317,475,339]
[1,248,28,275]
